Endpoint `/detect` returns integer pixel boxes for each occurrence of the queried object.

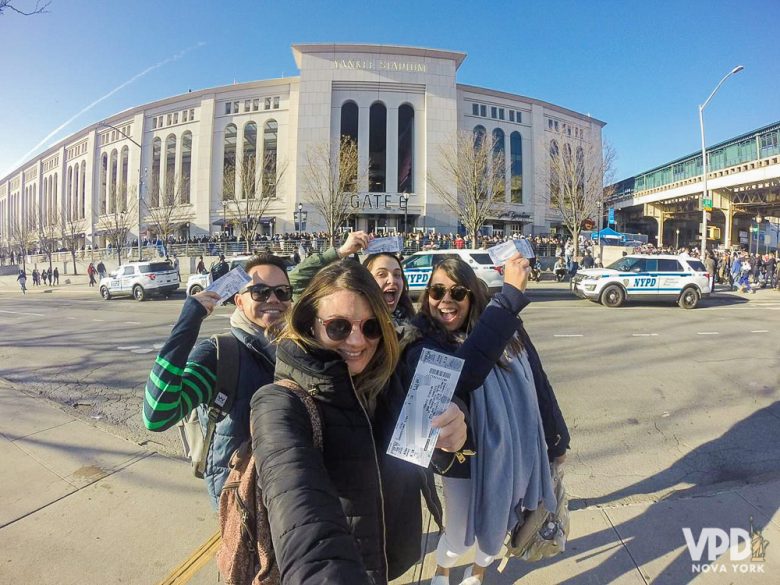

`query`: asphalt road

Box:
[1,285,779,508]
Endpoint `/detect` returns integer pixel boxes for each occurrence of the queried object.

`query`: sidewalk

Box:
[1,379,778,584]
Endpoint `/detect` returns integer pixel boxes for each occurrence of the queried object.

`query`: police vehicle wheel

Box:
[678,287,700,309]
[601,285,625,308]
[189,284,203,295]
[133,285,146,302]
[100,286,111,300]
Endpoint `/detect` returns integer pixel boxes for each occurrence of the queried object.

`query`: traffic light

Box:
[706,226,721,240]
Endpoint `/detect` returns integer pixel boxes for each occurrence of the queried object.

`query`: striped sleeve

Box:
[142,296,219,431]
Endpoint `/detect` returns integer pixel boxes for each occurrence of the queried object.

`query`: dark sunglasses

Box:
[316,317,383,342]
[427,283,471,302]
[243,284,293,302]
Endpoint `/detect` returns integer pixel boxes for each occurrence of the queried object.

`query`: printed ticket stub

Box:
[206,266,252,304]
[366,236,403,255]
[387,349,465,467]
[487,239,536,265]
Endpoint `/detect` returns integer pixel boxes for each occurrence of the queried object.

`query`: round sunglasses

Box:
[242,284,293,303]
[427,283,471,302]
[316,317,383,341]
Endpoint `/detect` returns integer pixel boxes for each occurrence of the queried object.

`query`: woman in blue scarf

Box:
[406,254,570,585]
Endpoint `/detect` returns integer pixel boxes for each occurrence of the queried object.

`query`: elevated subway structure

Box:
[607,121,780,251]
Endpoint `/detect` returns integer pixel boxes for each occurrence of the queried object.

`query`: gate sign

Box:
[608,207,615,225]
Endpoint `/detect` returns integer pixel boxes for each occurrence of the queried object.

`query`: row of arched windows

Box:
[474,125,523,203]
[99,147,130,215]
[340,102,415,193]
[222,120,278,200]
[66,162,87,221]
[149,132,193,207]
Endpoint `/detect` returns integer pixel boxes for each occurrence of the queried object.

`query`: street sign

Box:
[705,211,712,221]
[608,207,615,225]
[702,198,713,210]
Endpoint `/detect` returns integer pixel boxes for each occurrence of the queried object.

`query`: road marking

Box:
[697,332,719,335]
[124,321,141,325]
[117,346,141,350]
[750,330,769,333]
[632,333,659,337]
[553,334,584,338]
[159,530,220,585]
[153,342,164,349]
[66,316,76,320]
[131,348,155,354]
[92,319,105,322]
[0,309,44,317]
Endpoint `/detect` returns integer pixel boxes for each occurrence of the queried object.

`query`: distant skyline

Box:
[1,0,778,182]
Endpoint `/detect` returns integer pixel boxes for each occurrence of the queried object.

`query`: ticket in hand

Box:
[206,266,252,304]
[488,239,535,265]
[366,236,403,255]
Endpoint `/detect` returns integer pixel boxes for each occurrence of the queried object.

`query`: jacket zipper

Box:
[349,376,389,584]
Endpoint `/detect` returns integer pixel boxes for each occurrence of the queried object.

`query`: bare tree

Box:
[9,203,38,272]
[96,196,137,266]
[143,177,190,253]
[223,152,289,253]
[60,209,87,276]
[546,137,616,257]
[302,137,362,247]
[0,0,51,16]
[428,130,507,245]
[36,207,60,274]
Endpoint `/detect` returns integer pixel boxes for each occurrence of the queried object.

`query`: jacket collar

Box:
[231,326,276,369]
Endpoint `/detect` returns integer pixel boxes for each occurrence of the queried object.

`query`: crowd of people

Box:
[142,232,570,585]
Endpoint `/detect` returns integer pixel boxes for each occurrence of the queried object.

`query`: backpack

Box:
[176,333,241,478]
[217,379,323,585]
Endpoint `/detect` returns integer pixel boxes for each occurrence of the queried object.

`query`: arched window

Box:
[52,174,57,218]
[181,132,192,204]
[549,140,560,200]
[474,125,486,150]
[165,134,176,206]
[120,146,129,212]
[576,146,585,199]
[510,131,523,203]
[151,138,161,207]
[73,164,80,220]
[100,153,108,214]
[492,128,506,200]
[369,102,387,192]
[242,123,257,199]
[80,161,86,218]
[65,168,71,221]
[398,104,414,193]
[262,120,278,198]
[223,124,237,200]
[110,149,118,214]
[340,102,359,191]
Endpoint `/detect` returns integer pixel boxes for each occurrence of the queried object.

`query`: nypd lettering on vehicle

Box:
[405,269,432,288]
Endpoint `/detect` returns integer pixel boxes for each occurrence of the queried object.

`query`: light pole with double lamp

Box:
[297,203,303,232]
[698,65,744,258]
[755,213,763,255]
[97,122,145,261]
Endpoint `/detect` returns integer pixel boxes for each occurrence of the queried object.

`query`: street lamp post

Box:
[698,65,744,258]
[596,200,603,265]
[222,200,228,254]
[97,122,144,261]
[298,203,303,233]
[402,194,409,235]
[675,228,680,250]
[755,213,763,255]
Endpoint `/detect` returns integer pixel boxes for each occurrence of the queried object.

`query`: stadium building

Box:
[0,43,605,249]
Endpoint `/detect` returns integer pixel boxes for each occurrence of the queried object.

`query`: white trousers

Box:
[435,476,495,568]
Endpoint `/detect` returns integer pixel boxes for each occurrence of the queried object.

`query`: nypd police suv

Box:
[572,254,712,309]
[401,249,504,298]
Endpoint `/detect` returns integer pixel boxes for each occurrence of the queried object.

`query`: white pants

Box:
[435,477,495,568]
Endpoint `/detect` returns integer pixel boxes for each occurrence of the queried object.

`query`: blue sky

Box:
[1,0,778,182]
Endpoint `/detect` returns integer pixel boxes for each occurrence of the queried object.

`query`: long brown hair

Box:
[420,257,523,358]
[276,260,400,410]
[362,252,415,319]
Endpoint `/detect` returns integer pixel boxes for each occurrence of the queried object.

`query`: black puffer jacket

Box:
[250,340,442,585]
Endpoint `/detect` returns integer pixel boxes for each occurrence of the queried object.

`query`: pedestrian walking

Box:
[172,253,180,282]
[96,260,106,281]
[196,255,206,274]
[32,269,40,286]
[41,269,48,285]
[46,268,53,285]
[87,263,97,287]
[17,269,27,294]
[53,267,59,285]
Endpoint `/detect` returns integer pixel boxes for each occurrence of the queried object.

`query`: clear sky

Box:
[1,0,778,182]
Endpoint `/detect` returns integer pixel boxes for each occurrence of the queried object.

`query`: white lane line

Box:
[131,348,155,354]
[153,342,164,349]
[66,316,76,320]
[632,333,659,337]
[750,330,769,333]
[117,346,141,350]
[697,332,719,335]
[92,319,105,322]
[553,334,584,338]
[124,321,141,325]
[0,309,44,317]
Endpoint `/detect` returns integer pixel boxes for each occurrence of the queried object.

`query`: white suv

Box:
[572,254,712,309]
[99,261,179,301]
[185,256,252,296]
[401,249,504,298]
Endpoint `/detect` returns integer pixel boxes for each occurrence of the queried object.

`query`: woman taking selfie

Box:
[407,255,570,585]
[250,261,466,584]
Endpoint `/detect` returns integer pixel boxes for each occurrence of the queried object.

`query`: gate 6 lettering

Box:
[633,277,657,288]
